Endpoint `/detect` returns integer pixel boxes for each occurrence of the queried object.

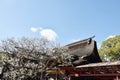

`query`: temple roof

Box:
[65,36,102,66]
[76,61,120,68]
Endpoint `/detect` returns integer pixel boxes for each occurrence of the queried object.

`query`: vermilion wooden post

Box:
[68,76,71,80]
[116,75,119,80]
[55,77,57,80]
[93,67,96,74]
[112,66,114,74]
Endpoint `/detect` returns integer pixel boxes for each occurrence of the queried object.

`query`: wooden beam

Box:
[70,73,120,77]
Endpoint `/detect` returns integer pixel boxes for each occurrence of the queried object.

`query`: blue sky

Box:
[0,0,120,46]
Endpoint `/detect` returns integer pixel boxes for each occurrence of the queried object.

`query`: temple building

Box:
[48,36,120,80]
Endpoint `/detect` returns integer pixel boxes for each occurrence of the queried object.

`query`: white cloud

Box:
[30,27,38,32]
[40,29,58,41]
[30,27,58,41]
[39,27,43,30]
[106,35,115,40]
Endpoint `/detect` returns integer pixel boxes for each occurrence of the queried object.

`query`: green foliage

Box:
[99,35,120,61]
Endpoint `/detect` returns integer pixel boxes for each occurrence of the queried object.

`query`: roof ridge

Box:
[66,36,95,46]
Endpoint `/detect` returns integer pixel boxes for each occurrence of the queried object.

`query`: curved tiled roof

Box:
[66,36,102,66]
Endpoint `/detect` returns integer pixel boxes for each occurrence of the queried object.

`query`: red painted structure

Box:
[48,37,120,80]
[59,61,120,80]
